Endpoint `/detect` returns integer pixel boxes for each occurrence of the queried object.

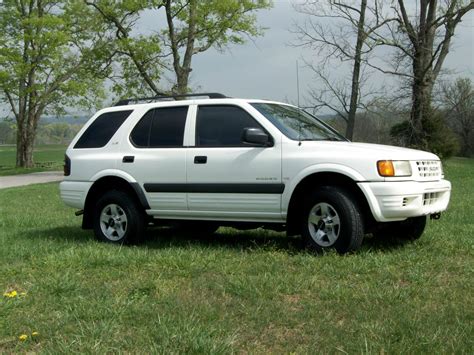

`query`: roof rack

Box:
[114,93,227,106]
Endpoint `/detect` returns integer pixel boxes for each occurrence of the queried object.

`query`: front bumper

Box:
[59,181,93,209]
[358,179,451,222]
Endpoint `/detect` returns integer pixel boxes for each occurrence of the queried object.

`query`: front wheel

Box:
[301,186,364,254]
[93,190,146,244]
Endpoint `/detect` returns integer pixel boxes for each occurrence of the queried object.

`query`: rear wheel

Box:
[93,190,146,244]
[301,186,364,254]
[374,216,426,240]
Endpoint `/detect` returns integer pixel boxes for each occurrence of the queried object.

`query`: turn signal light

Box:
[377,160,395,177]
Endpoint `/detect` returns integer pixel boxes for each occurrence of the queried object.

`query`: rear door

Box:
[120,106,189,211]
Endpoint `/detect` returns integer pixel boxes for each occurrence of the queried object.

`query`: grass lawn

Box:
[0,144,66,176]
[0,158,472,353]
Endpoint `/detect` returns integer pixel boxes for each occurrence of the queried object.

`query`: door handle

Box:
[122,156,135,163]
[194,156,207,164]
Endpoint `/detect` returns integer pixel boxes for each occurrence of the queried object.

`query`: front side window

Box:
[251,103,345,141]
[130,106,188,148]
[74,110,132,149]
[196,105,263,147]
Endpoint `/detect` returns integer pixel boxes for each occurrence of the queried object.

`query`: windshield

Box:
[251,103,346,142]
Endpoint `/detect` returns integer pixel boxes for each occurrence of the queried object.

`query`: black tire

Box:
[173,221,220,236]
[301,186,364,254]
[93,190,146,244]
[374,216,426,240]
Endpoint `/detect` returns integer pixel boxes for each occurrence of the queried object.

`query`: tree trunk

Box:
[15,111,41,168]
[345,0,367,140]
[409,43,435,149]
[175,70,189,95]
[16,122,35,168]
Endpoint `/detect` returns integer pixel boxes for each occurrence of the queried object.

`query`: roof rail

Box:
[114,93,227,106]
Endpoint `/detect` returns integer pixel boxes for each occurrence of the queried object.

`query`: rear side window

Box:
[74,110,132,149]
[130,106,188,148]
[196,105,262,147]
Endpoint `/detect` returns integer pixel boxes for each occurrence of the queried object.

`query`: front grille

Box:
[416,160,441,179]
[423,192,440,206]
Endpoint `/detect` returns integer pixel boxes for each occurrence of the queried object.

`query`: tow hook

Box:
[75,210,84,216]
[430,213,441,220]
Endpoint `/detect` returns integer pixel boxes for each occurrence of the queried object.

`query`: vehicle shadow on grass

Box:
[145,226,304,254]
[22,226,414,254]
[145,227,414,254]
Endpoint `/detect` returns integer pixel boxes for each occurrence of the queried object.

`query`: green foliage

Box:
[0,0,109,114]
[440,77,474,157]
[0,158,473,352]
[87,0,271,96]
[390,110,459,159]
[36,123,82,145]
[86,0,165,97]
[167,0,270,51]
[0,0,113,166]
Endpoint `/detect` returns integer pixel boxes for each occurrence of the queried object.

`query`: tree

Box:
[293,0,393,139]
[440,77,474,156]
[163,0,271,94]
[87,0,271,96]
[373,0,473,149]
[84,0,165,97]
[0,0,110,167]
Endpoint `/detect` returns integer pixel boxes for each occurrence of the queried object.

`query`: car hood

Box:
[297,141,439,161]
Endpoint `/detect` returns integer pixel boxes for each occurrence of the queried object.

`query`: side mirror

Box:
[242,128,272,147]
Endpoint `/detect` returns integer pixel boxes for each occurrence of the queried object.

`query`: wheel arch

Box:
[82,175,149,229]
[285,170,375,236]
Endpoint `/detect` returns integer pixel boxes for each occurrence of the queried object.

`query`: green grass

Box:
[0,144,66,176]
[0,158,473,353]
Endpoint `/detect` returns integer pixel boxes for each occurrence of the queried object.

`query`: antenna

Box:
[296,60,300,107]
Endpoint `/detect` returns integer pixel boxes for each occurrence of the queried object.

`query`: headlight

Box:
[377,160,412,177]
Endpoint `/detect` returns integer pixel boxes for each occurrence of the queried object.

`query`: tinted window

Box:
[196,105,262,147]
[130,106,188,148]
[130,110,153,147]
[74,110,132,149]
[150,107,188,147]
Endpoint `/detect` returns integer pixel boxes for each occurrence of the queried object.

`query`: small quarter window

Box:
[74,110,132,149]
[130,106,188,148]
[130,110,153,147]
[196,105,263,147]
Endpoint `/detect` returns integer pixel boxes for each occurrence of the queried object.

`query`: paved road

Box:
[0,171,63,189]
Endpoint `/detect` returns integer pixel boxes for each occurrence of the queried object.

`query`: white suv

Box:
[60,93,451,253]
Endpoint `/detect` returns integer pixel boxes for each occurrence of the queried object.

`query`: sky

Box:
[141,0,474,107]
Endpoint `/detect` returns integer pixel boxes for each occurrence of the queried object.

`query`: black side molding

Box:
[143,183,285,194]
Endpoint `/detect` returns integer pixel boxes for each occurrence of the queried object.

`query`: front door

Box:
[186,104,283,221]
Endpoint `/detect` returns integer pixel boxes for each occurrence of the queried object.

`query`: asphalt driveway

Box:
[0,171,63,189]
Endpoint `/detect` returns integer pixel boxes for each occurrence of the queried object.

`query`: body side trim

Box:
[144,183,285,194]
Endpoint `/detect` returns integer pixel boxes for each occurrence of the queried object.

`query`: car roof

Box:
[108,98,295,111]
